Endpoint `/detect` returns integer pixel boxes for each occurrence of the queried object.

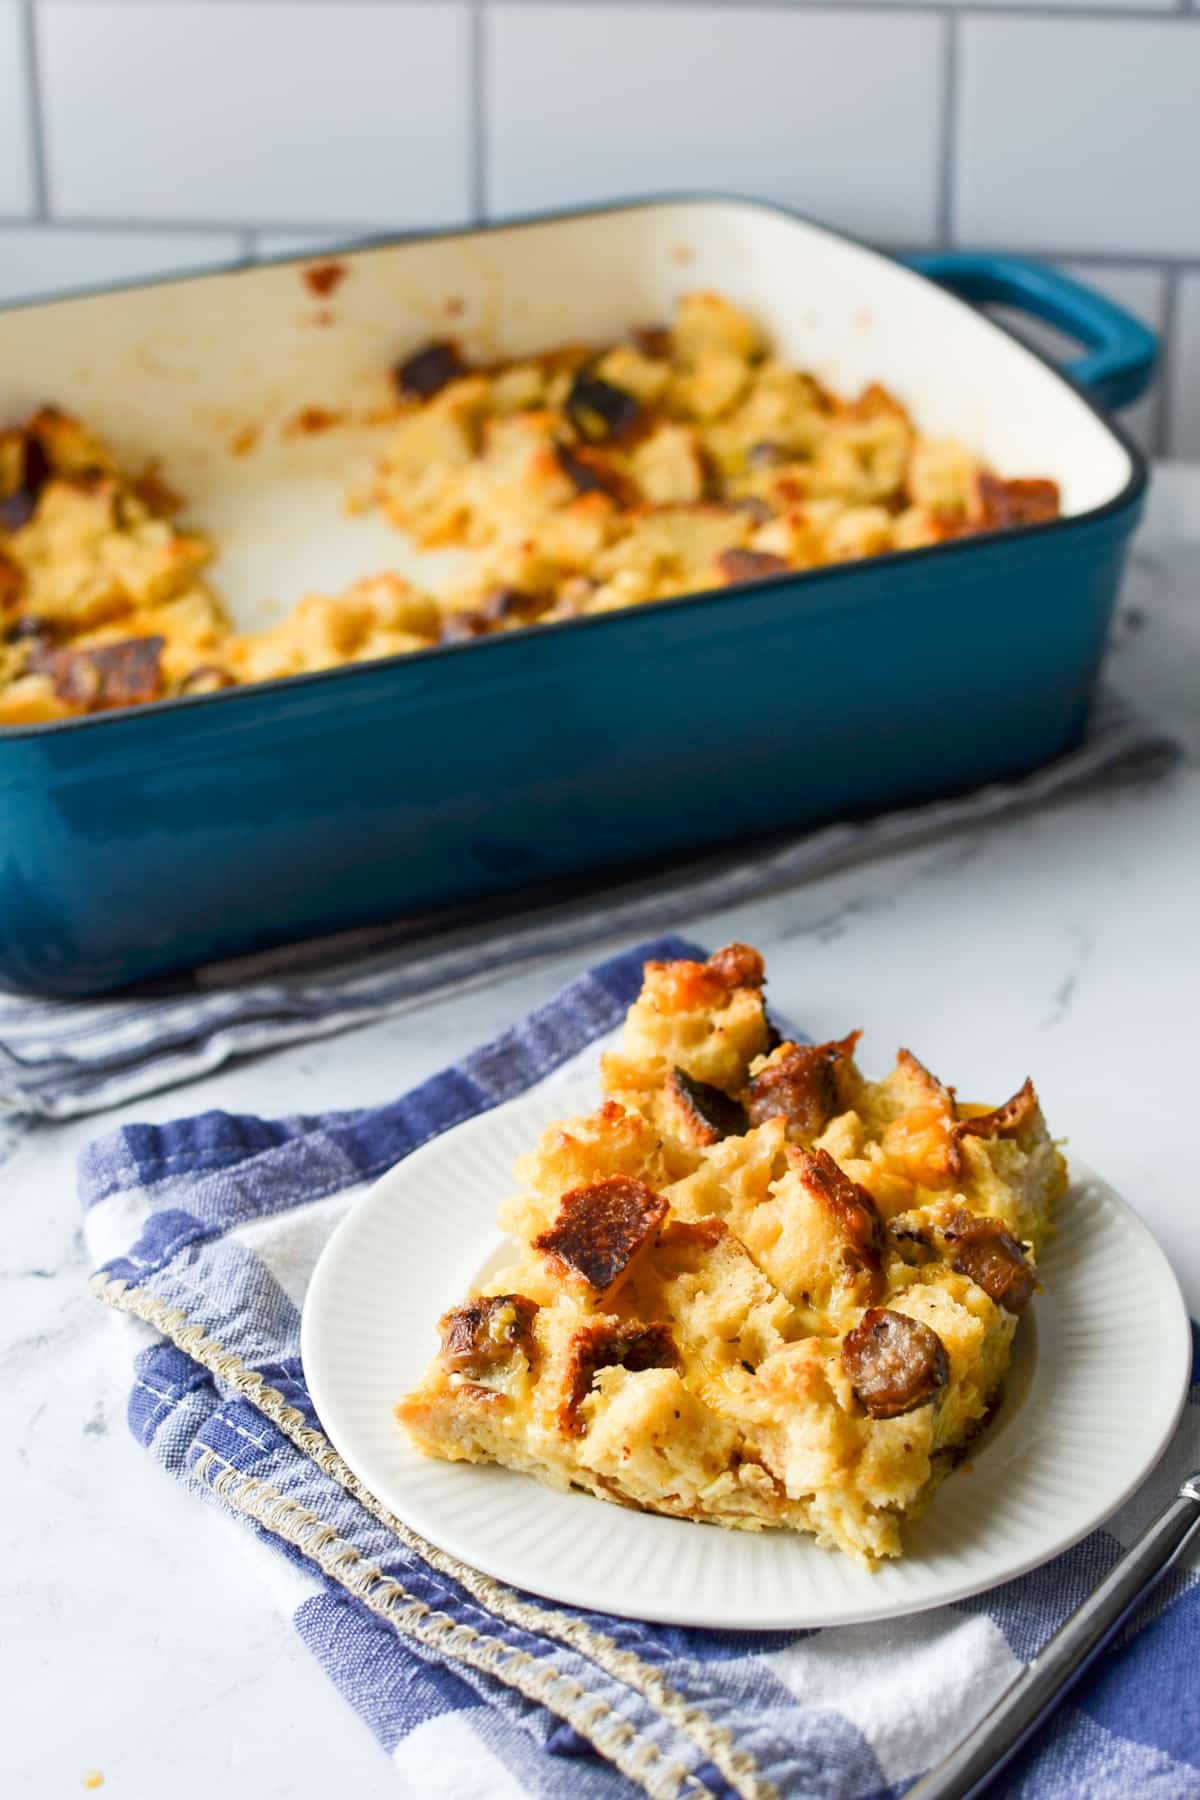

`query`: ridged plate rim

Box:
[301,1078,1191,1629]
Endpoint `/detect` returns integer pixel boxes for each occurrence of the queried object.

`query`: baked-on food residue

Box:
[396,941,1067,1563]
[0,291,1060,724]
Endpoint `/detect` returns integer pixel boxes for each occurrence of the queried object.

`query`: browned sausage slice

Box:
[939,1210,1037,1313]
[37,635,165,710]
[437,1294,540,1378]
[559,1318,680,1435]
[842,1308,949,1419]
[714,548,789,586]
[744,1033,860,1136]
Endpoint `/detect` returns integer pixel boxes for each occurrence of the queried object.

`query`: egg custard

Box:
[397,943,1066,1564]
[1,291,1058,726]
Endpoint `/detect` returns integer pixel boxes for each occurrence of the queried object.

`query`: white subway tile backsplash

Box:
[0,2,35,217]
[1059,263,1165,455]
[988,262,1166,454]
[38,2,473,229]
[1169,275,1200,460]
[485,4,945,245]
[957,17,1200,258]
[0,227,242,307]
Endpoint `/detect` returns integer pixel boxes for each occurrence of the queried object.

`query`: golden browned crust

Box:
[955,1077,1040,1143]
[975,473,1060,531]
[706,941,766,991]
[533,1177,669,1302]
[662,1067,749,1146]
[892,1047,963,1184]
[788,1146,888,1304]
[842,1308,949,1419]
[639,942,764,1018]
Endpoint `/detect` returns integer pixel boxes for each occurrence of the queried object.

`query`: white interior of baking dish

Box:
[0,199,1135,633]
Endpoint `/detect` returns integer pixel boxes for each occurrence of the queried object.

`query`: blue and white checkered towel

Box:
[84,935,1200,1798]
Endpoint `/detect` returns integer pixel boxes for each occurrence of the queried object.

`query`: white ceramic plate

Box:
[302,1079,1192,1629]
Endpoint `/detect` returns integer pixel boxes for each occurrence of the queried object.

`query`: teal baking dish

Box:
[0,198,1153,995]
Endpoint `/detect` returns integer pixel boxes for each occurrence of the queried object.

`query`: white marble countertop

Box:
[3,466,1198,1799]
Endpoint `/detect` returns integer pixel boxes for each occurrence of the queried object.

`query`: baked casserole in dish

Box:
[0,290,1063,723]
[0,198,1153,992]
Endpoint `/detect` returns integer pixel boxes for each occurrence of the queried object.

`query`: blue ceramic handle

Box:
[907,252,1157,413]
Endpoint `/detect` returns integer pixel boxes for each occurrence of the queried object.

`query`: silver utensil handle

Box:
[908,1476,1200,1800]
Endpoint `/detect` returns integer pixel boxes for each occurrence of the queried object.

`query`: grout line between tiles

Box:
[1159,267,1184,456]
[936,12,958,248]
[3,217,1198,277]
[470,1,486,225]
[461,0,1200,16]
[16,0,1200,14]
[19,0,48,221]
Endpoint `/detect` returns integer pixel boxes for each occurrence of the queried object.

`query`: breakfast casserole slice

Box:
[397,943,1066,1562]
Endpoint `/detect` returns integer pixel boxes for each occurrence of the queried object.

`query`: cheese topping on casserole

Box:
[397,942,1066,1564]
[0,292,1059,725]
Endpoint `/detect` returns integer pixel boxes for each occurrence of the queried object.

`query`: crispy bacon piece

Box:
[559,1317,680,1435]
[35,635,165,711]
[534,1177,668,1303]
[744,1033,861,1136]
[394,339,466,400]
[790,1146,888,1303]
[939,1210,1036,1313]
[842,1308,949,1419]
[715,547,789,586]
[975,473,1059,531]
[663,1067,749,1145]
[437,1294,540,1378]
[955,1077,1040,1143]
